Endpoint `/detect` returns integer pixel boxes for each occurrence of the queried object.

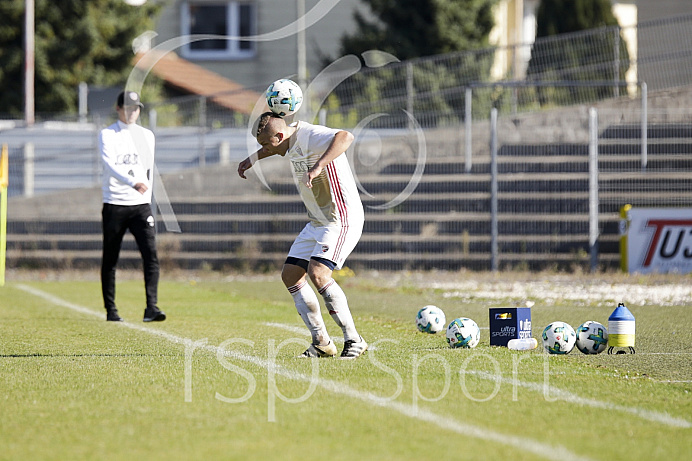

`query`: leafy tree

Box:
[534,0,617,36]
[527,0,630,106]
[340,0,497,60]
[0,0,160,116]
[332,0,497,127]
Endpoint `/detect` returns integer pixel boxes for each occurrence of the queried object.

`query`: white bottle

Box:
[507,338,538,350]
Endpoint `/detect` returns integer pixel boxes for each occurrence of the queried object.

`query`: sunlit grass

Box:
[0,271,690,460]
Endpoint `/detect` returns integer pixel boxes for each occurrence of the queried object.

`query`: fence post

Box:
[93,113,101,185]
[613,27,620,98]
[199,97,207,167]
[406,62,414,131]
[79,82,88,124]
[219,141,231,166]
[640,81,648,171]
[490,108,498,272]
[149,109,158,131]
[23,142,34,198]
[588,107,599,272]
[465,87,472,173]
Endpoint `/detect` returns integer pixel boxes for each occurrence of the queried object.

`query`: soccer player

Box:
[99,91,165,323]
[238,112,367,358]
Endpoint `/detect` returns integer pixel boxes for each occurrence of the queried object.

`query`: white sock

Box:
[288,280,330,345]
[318,279,359,342]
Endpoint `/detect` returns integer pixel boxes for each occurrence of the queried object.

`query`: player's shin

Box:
[318,279,359,342]
[288,281,330,345]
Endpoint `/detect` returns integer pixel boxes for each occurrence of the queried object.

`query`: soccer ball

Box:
[575,321,608,354]
[446,317,480,348]
[416,305,446,334]
[265,79,303,116]
[541,321,577,354]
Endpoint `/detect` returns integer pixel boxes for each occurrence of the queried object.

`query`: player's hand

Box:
[303,166,322,188]
[134,183,148,194]
[238,158,253,179]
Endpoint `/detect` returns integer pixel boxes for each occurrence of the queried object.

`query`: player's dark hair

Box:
[254,111,283,138]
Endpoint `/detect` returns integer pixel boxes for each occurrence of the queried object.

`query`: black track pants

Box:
[101,203,159,311]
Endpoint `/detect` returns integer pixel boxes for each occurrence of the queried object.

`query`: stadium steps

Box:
[6,122,692,271]
[600,124,692,139]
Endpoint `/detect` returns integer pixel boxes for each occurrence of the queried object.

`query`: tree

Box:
[526,0,630,106]
[0,0,160,117]
[330,0,497,127]
[534,0,618,37]
[340,0,497,60]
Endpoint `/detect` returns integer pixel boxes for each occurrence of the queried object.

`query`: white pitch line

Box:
[269,318,692,429]
[637,352,692,355]
[464,370,691,429]
[16,284,594,461]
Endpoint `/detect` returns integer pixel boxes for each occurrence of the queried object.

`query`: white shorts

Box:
[287,221,363,270]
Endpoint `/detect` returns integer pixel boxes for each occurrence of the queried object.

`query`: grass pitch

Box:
[1,271,690,460]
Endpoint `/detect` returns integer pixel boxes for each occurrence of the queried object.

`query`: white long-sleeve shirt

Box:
[99,120,155,205]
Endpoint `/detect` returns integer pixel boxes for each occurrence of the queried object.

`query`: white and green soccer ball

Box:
[542,321,577,354]
[416,305,446,334]
[575,321,608,354]
[446,317,480,348]
[266,79,303,117]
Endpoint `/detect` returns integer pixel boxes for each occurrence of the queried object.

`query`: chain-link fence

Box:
[2,14,692,271]
[5,96,690,272]
[324,13,692,129]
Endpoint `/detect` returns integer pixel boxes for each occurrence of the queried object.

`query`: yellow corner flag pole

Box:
[0,143,8,286]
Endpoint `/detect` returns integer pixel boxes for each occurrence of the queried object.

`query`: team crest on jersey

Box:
[321,245,329,253]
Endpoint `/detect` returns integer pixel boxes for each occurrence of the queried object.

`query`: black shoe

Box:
[106,310,123,322]
[143,306,166,322]
[340,336,368,359]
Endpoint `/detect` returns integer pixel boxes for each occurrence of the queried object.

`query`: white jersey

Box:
[286,121,364,227]
[99,120,155,205]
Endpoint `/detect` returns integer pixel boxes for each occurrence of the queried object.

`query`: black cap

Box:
[117,91,144,108]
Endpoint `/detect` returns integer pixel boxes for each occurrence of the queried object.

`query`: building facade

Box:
[153,0,367,91]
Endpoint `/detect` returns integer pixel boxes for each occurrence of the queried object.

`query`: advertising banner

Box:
[620,205,692,274]
[488,307,531,347]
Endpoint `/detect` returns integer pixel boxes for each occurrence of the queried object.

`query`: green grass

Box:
[1,271,690,460]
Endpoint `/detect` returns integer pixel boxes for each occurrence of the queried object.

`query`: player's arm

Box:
[303,130,354,188]
[238,147,277,179]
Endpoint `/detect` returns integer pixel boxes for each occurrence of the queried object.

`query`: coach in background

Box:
[99,91,165,323]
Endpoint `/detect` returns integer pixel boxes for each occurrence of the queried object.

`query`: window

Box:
[181,1,256,59]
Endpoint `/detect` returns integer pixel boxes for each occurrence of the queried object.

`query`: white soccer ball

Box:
[575,321,609,354]
[446,317,480,348]
[416,305,446,334]
[542,321,577,354]
[265,79,303,117]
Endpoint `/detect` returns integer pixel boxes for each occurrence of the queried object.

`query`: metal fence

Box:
[485,106,692,271]
[4,98,690,272]
[325,13,692,128]
[2,14,692,272]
